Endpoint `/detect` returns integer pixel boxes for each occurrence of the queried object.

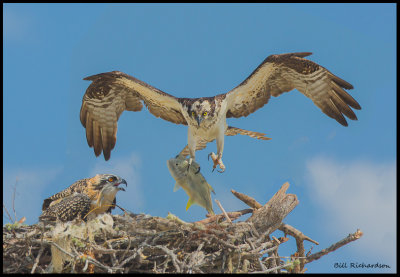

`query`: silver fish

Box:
[167,156,215,214]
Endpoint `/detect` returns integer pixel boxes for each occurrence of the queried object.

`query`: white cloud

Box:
[89,152,144,212]
[305,156,396,267]
[3,166,64,225]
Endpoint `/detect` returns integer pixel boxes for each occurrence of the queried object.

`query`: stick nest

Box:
[3,182,363,273]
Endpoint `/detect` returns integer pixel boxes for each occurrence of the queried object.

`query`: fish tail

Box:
[186,198,194,210]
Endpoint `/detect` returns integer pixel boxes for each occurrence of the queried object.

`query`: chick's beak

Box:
[117,179,127,191]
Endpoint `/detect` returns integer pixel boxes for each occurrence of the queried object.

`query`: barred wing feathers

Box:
[41,178,90,211]
[224,52,361,126]
[80,71,187,160]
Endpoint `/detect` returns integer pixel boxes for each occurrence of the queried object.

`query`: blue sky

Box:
[3,3,396,273]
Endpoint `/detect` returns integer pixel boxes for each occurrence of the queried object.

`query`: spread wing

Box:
[80,71,187,160]
[224,52,361,126]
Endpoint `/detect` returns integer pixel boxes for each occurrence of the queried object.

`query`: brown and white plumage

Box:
[80,72,186,160]
[39,193,93,222]
[178,126,271,157]
[40,174,127,222]
[224,52,360,125]
[80,52,360,171]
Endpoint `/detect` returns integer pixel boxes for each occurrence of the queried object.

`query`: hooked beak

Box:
[196,116,203,126]
[116,179,127,191]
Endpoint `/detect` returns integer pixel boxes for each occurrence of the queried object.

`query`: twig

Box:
[231,189,262,209]
[268,250,277,273]
[86,254,123,273]
[154,245,182,272]
[187,242,205,272]
[214,199,232,223]
[3,204,14,223]
[51,241,75,260]
[82,258,90,272]
[260,244,279,255]
[246,238,266,271]
[31,224,46,273]
[118,235,132,266]
[12,178,18,222]
[279,223,319,245]
[70,246,122,273]
[31,244,44,273]
[196,209,253,224]
[251,261,293,274]
[114,203,135,216]
[306,229,363,264]
[279,222,319,271]
[106,240,118,267]
[118,251,139,268]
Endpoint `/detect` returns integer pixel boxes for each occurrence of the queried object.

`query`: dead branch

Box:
[214,199,232,223]
[3,204,13,223]
[247,182,299,235]
[305,229,363,264]
[278,222,319,271]
[196,208,253,224]
[231,189,263,209]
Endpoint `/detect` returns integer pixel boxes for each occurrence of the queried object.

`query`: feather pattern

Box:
[224,52,360,126]
[178,126,271,157]
[81,71,187,160]
[80,52,360,162]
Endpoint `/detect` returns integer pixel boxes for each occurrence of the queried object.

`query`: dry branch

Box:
[196,209,253,224]
[247,182,299,235]
[306,229,363,264]
[231,189,262,209]
[214,199,232,223]
[278,223,319,271]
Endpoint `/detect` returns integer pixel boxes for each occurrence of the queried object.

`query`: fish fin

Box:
[186,198,194,210]
[173,182,181,192]
[208,183,216,195]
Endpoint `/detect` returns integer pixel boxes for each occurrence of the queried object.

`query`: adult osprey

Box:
[80,52,361,172]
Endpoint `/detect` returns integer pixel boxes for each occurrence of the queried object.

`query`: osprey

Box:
[80,52,361,172]
[40,174,127,222]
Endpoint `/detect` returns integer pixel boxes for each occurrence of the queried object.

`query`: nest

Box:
[3,182,363,273]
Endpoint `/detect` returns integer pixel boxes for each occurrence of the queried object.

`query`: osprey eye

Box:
[191,111,195,116]
[203,112,207,116]
[108,177,114,182]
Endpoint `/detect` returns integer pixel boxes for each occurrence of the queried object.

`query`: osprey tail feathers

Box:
[225,126,271,141]
[178,126,270,158]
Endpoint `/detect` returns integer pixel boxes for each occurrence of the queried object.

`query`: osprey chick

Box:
[40,174,127,222]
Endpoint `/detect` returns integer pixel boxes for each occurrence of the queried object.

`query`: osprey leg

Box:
[208,152,225,173]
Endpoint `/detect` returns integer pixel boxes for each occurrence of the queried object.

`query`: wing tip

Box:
[267,52,313,60]
[83,71,125,81]
[340,120,349,127]
[42,198,52,211]
[333,76,354,90]
[293,52,313,58]
[104,152,111,161]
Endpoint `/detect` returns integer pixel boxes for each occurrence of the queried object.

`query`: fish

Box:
[167,155,215,215]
